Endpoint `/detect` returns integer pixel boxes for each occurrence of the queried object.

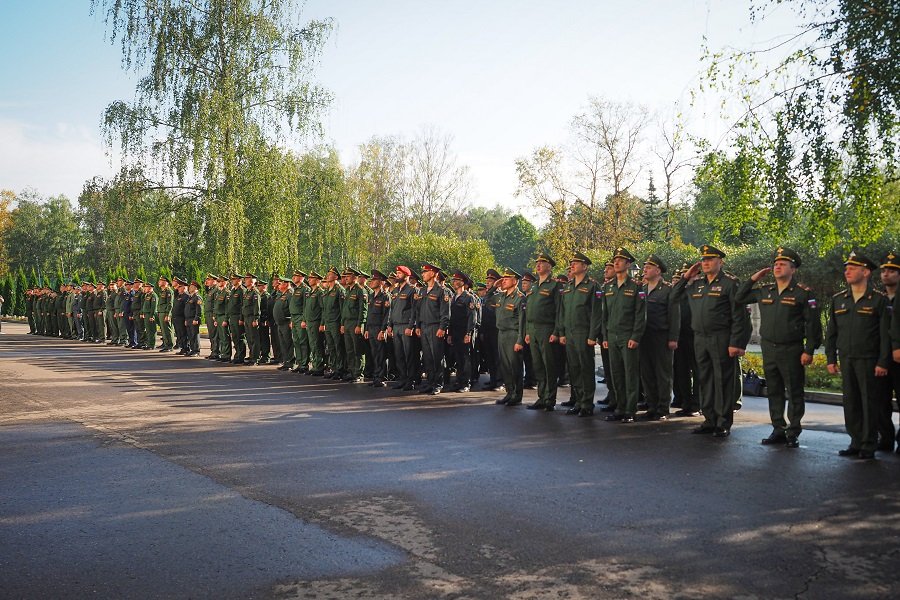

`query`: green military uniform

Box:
[601,249,647,421]
[524,254,561,410]
[639,255,680,419]
[52,290,63,337]
[214,281,232,360]
[321,272,346,377]
[736,247,822,444]
[64,287,75,339]
[495,270,525,405]
[341,274,369,381]
[557,252,603,416]
[227,277,246,362]
[104,285,117,344]
[113,284,126,344]
[141,286,158,348]
[289,273,310,371]
[672,245,750,435]
[304,275,326,373]
[204,281,218,358]
[825,251,892,457]
[157,283,175,350]
[241,276,262,364]
[94,287,108,341]
[273,281,294,367]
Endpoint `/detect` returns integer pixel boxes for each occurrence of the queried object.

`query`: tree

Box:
[406,127,472,234]
[490,215,539,273]
[0,189,13,275]
[638,176,664,242]
[382,233,495,283]
[93,0,333,269]
[515,146,573,262]
[15,268,27,315]
[653,117,694,241]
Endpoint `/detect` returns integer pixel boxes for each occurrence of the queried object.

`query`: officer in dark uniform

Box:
[273,277,294,369]
[321,267,346,379]
[387,266,416,390]
[520,272,537,390]
[365,269,391,387]
[172,277,188,354]
[554,274,571,392]
[266,278,281,364]
[602,248,647,423]
[203,275,218,359]
[406,270,424,389]
[289,270,310,372]
[303,271,327,376]
[826,251,892,459]
[480,269,502,390]
[495,268,525,406]
[122,281,136,347]
[416,262,451,395]
[524,253,561,411]
[227,274,246,363]
[639,254,680,421]
[737,247,822,447]
[156,276,175,352]
[257,279,273,364]
[448,270,477,392]
[598,260,617,408]
[340,268,368,382]
[874,252,899,451]
[673,245,750,437]
[671,265,699,416]
[213,275,232,361]
[241,273,261,365]
[183,280,203,356]
[558,252,603,417]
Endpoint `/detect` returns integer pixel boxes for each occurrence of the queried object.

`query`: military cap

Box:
[474,282,487,290]
[502,267,522,279]
[125,279,134,285]
[292,270,307,278]
[308,270,324,279]
[521,272,536,282]
[357,270,371,279]
[158,275,171,283]
[534,252,556,267]
[215,274,227,281]
[142,281,152,287]
[613,247,636,263]
[255,279,269,286]
[395,265,412,277]
[844,250,877,270]
[229,273,242,280]
[133,278,143,284]
[570,251,592,265]
[421,262,440,273]
[451,270,468,281]
[486,268,501,280]
[371,269,388,281]
[880,251,900,270]
[107,280,116,285]
[773,246,802,268]
[699,244,726,259]
[555,273,569,282]
[205,273,216,280]
[342,267,357,277]
[189,280,201,288]
[408,269,421,281]
[326,266,340,277]
[643,254,667,273]
[604,258,614,268]
[243,272,257,280]
[116,276,126,282]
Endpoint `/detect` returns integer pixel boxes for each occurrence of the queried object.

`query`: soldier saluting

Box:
[737,247,821,448]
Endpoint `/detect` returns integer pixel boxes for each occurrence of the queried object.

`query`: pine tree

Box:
[638,175,664,242]
[15,268,27,315]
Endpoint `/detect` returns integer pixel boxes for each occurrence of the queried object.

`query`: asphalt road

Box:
[1,321,899,599]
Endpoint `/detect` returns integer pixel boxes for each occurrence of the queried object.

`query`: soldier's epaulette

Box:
[722,271,739,281]
[797,283,812,291]
[588,277,598,284]
[832,290,846,298]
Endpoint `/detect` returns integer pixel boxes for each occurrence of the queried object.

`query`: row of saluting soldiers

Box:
[22,246,900,459]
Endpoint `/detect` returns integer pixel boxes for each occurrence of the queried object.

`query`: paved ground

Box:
[1,321,899,599]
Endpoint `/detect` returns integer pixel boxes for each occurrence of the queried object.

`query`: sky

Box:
[0,0,802,211]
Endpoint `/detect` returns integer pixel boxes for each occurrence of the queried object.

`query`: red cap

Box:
[396,265,412,277]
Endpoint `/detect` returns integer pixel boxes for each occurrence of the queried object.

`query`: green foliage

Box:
[490,215,539,273]
[15,268,27,315]
[383,233,496,282]
[638,176,664,242]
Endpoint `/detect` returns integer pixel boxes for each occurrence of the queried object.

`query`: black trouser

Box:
[269,322,280,361]
[875,361,900,448]
[259,322,271,360]
[392,331,415,385]
[74,312,84,339]
[450,328,473,388]
[173,316,187,351]
[694,332,737,430]
[480,324,499,384]
[367,327,387,382]
[186,322,200,354]
[600,344,616,407]
[673,334,698,411]
[420,324,445,389]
